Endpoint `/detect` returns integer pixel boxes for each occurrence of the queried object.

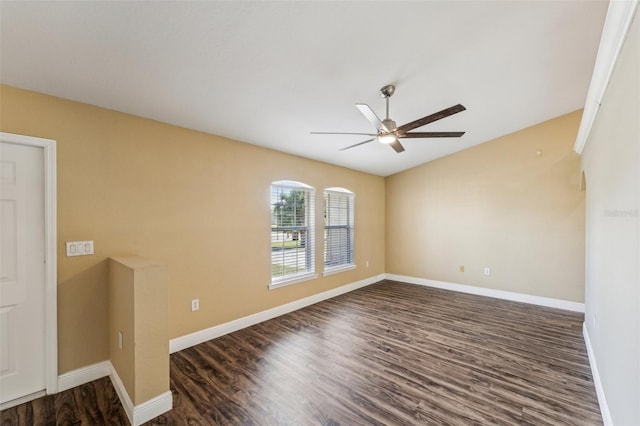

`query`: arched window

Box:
[324,187,355,274]
[270,181,316,288]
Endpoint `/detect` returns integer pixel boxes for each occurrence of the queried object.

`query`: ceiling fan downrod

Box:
[380,84,395,121]
[379,84,397,131]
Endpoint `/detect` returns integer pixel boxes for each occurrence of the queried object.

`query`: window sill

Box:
[322,264,356,277]
[269,273,318,290]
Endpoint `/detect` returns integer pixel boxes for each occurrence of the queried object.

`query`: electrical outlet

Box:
[365,260,369,268]
[459,265,465,272]
[118,331,123,350]
[191,299,199,312]
[483,267,491,276]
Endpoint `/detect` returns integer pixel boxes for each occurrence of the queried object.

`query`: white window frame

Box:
[269,180,316,289]
[323,187,355,276]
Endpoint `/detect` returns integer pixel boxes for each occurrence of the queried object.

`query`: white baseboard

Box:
[57,361,111,392]
[108,362,172,426]
[583,323,612,426]
[107,362,134,423]
[385,274,585,313]
[132,391,173,426]
[57,361,171,425]
[170,273,385,353]
[170,272,582,353]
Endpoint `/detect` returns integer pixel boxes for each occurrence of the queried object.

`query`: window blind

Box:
[324,189,354,270]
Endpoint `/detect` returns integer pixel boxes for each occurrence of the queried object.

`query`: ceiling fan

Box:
[311,84,466,153]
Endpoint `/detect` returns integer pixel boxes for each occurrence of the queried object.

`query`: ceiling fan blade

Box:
[355,103,389,132]
[311,131,377,136]
[400,131,465,138]
[339,138,376,151]
[396,104,466,134]
[390,140,405,153]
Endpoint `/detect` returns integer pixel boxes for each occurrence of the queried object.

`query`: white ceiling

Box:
[0,1,608,176]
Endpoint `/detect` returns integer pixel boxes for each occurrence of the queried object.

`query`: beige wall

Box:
[581,11,639,425]
[386,110,585,302]
[0,85,386,374]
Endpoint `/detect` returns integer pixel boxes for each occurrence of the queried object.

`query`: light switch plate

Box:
[66,240,94,257]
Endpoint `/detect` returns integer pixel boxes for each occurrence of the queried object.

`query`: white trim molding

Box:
[323,264,356,277]
[574,0,639,154]
[132,391,173,426]
[0,132,58,394]
[171,273,385,353]
[58,361,172,426]
[583,324,612,426]
[108,362,132,421]
[108,363,172,426]
[57,361,111,393]
[269,272,319,290]
[385,274,585,312]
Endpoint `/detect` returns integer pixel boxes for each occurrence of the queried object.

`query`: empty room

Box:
[0,1,638,425]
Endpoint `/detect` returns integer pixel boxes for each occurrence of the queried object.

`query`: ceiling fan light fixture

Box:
[378,134,397,144]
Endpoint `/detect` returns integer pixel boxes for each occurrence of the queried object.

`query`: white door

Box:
[0,141,46,405]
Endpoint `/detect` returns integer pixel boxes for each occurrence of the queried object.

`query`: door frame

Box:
[1,132,57,394]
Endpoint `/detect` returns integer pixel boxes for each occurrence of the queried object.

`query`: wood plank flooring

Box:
[0,376,127,425]
[1,280,602,425]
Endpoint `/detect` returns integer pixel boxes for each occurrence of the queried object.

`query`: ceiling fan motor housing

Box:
[382,118,397,132]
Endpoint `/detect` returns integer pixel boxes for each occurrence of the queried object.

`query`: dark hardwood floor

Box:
[0,376,127,425]
[1,280,602,425]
